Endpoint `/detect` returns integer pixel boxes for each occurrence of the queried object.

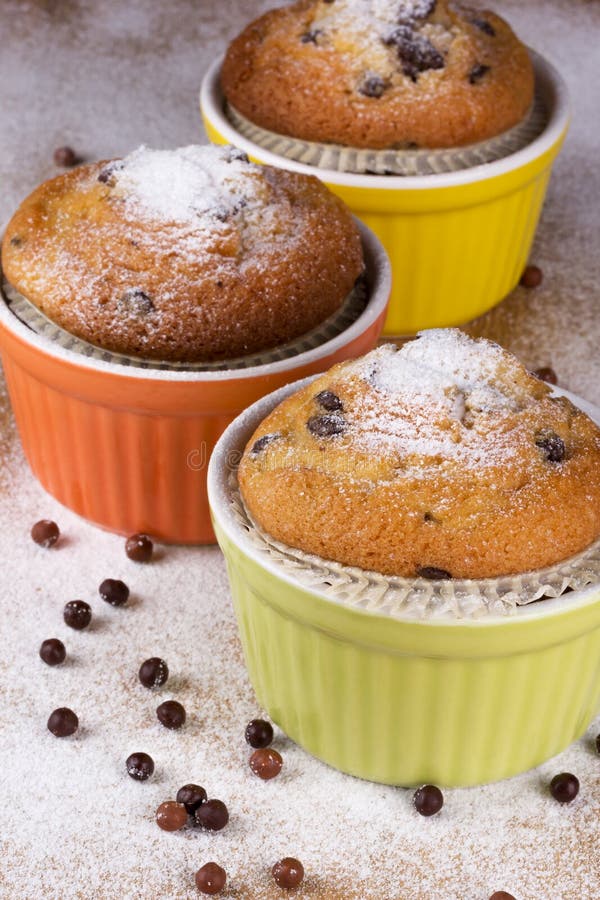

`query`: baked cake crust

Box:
[1,145,364,362]
[222,0,535,150]
[239,330,600,579]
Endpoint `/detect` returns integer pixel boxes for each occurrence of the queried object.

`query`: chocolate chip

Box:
[98,161,124,185]
[472,17,496,36]
[423,512,440,524]
[533,366,558,385]
[9,235,23,247]
[39,638,66,666]
[125,533,153,562]
[126,751,155,781]
[176,783,207,815]
[520,264,543,288]
[358,74,388,98]
[195,799,229,831]
[118,288,154,316]
[315,390,344,412]
[226,147,249,163]
[535,432,566,463]
[417,566,451,580]
[54,146,78,167]
[249,747,283,780]
[469,63,491,84]
[47,707,78,737]
[251,433,280,455]
[63,599,92,630]
[300,29,322,44]
[195,863,227,895]
[245,718,274,748]
[156,699,186,730]
[139,657,169,688]
[413,784,444,816]
[307,414,346,437]
[31,519,60,548]
[272,858,304,889]
[549,772,579,803]
[156,800,187,831]
[99,578,129,607]
[385,27,445,80]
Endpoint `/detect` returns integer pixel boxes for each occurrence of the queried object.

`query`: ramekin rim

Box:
[207,377,600,627]
[200,48,570,191]
[0,220,390,382]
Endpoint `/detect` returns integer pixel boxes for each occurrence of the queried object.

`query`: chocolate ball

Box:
[99,578,130,607]
[489,893,516,900]
[47,707,78,737]
[249,747,283,780]
[245,718,273,749]
[63,599,92,630]
[139,657,169,688]
[53,146,78,167]
[156,700,186,730]
[413,784,444,817]
[520,264,543,289]
[125,533,153,562]
[126,752,155,781]
[194,799,229,831]
[272,857,304,889]
[155,800,187,832]
[195,862,227,895]
[176,783,207,815]
[31,519,60,548]
[39,638,66,666]
[533,366,558,385]
[550,772,579,803]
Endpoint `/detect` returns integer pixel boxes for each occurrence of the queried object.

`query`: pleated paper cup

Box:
[0,221,390,544]
[208,378,600,786]
[201,50,569,337]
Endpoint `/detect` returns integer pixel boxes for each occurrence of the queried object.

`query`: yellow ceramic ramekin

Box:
[200,51,569,336]
[208,379,600,787]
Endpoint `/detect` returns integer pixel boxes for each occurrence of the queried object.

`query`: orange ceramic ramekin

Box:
[0,222,390,544]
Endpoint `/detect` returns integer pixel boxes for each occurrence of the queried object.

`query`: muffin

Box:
[1,144,364,362]
[239,329,600,579]
[221,0,535,150]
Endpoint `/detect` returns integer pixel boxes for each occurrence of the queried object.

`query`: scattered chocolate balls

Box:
[245,718,273,749]
[156,699,186,730]
[125,533,154,562]
[139,657,169,688]
[549,772,579,804]
[53,145,78,167]
[47,707,78,737]
[63,599,92,630]
[126,752,155,782]
[520,264,543,289]
[249,747,283,781]
[272,857,304,889]
[533,365,558,385]
[195,799,229,832]
[195,862,227,895]
[176,783,207,815]
[413,784,444,817]
[39,638,66,666]
[99,578,130,607]
[156,800,187,832]
[31,519,60,548]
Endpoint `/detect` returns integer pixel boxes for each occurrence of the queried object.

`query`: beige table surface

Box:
[0,2,598,899]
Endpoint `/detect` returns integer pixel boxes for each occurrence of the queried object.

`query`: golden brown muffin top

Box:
[222,0,535,149]
[239,330,600,578]
[1,145,364,362]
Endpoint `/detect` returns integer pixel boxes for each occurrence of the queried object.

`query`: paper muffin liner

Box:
[226,93,547,177]
[229,478,600,620]
[0,276,367,372]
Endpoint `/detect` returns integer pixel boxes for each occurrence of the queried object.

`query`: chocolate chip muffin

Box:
[239,330,600,579]
[222,0,534,149]
[1,145,364,362]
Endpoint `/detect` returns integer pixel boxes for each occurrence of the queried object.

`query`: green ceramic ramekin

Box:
[208,379,600,787]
